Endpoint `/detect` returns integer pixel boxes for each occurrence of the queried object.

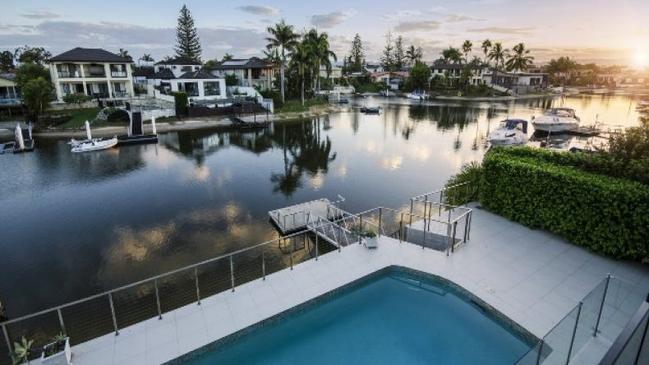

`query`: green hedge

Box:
[481,149,649,263]
[174,92,188,117]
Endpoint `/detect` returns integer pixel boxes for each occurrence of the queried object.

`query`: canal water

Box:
[0,94,644,318]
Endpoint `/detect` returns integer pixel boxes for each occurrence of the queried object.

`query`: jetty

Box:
[0,123,35,154]
[268,198,348,234]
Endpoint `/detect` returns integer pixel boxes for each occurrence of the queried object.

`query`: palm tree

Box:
[488,42,507,86]
[290,40,314,106]
[442,47,462,64]
[266,20,299,103]
[481,39,492,66]
[406,45,423,66]
[305,29,337,92]
[140,53,154,62]
[119,48,132,61]
[222,53,234,62]
[505,43,534,72]
[462,40,472,64]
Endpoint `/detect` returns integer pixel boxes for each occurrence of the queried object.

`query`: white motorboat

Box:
[532,108,580,133]
[71,137,118,153]
[69,120,117,152]
[406,92,427,101]
[488,119,528,146]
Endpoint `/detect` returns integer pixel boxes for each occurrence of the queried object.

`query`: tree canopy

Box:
[174,5,202,61]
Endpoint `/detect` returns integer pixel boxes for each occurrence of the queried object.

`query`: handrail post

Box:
[594,274,611,336]
[378,208,382,236]
[194,268,201,305]
[108,293,119,336]
[154,279,162,319]
[359,215,363,244]
[230,256,235,292]
[57,308,66,335]
[464,213,470,243]
[409,199,414,226]
[566,301,583,363]
[315,234,319,261]
[451,221,457,253]
[290,237,294,269]
[446,223,451,256]
[423,195,428,230]
[399,212,404,243]
[2,323,11,360]
[262,251,267,279]
[439,190,443,215]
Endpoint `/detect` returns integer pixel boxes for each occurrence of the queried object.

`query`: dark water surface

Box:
[0,94,643,317]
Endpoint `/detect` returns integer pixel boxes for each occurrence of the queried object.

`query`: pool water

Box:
[175,270,532,364]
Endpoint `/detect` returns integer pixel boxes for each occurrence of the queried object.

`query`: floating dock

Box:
[268,198,348,234]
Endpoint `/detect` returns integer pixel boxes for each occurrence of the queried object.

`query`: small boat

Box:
[488,119,528,146]
[532,108,580,133]
[70,121,117,153]
[337,97,349,104]
[406,92,427,101]
[71,137,118,153]
[360,106,380,114]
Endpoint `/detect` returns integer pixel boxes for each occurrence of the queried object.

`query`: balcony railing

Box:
[110,71,127,78]
[57,71,81,78]
[112,91,130,98]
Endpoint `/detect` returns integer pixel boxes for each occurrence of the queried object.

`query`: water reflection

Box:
[0,93,644,318]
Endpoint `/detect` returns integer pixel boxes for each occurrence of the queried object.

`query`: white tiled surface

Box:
[71,207,649,365]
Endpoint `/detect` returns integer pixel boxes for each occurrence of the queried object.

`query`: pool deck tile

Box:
[70,206,649,365]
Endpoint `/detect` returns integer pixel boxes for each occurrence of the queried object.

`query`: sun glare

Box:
[633,48,648,69]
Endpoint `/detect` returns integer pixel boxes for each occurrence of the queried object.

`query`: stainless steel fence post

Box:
[446,223,451,256]
[439,190,443,215]
[230,256,235,292]
[378,208,383,236]
[283,215,286,231]
[566,302,583,364]
[467,211,472,240]
[535,341,545,365]
[290,237,294,269]
[194,268,201,305]
[2,323,12,359]
[399,212,404,243]
[451,221,457,253]
[594,274,611,336]
[464,213,470,243]
[154,279,162,319]
[409,199,414,226]
[262,251,267,279]
[57,308,66,334]
[359,215,363,244]
[315,234,319,261]
[108,293,119,336]
[423,195,428,230]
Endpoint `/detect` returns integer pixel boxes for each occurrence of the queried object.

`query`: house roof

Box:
[177,70,219,80]
[208,57,273,70]
[132,66,155,78]
[153,68,176,80]
[430,63,486,71]
[155,56,201,65]
[50,47,132,63]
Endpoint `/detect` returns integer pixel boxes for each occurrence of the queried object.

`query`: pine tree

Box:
[348,34,364,73]
[175,5,202,61]
[393,36,405,71]
[381,32,394,71]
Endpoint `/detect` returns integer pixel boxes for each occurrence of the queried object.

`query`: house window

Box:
[180,82,199,96]
[204,81,221,96]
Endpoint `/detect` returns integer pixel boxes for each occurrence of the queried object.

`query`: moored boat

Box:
[532,108,580,133]
[488,119,528,146]
[406,92,427,101]
[360,106,380,114]
[71,137,118,153]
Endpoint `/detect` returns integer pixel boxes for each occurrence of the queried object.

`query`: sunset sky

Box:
[1,0,648,67]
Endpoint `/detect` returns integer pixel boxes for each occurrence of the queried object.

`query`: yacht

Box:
[532,108,580,133]
[406,92,427,101]
[488,119,528,146]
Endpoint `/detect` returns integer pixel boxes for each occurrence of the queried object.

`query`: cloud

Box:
[0,21,268,60]
[467,26,536,35]
[310,11,354,28]
[382,10,423,21]
[394,21,441,33]
[444,14,484,22]
[236,5,280,17]
[20,10,62,19]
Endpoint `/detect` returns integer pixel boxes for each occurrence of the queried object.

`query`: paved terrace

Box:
[71,205,649,365]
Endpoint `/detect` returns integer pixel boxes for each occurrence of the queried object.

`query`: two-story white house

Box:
[207,58,276,90]
[48,48,135,102]
[430,63,487,86]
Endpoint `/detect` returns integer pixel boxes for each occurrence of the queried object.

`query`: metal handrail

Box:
[410,181,472,202]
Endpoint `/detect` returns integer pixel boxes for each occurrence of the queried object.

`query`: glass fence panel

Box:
[613,310,649,365]
[570,277,608,362]
[599,278,647,343]
[515,341,542,365]
[540,305,580,364]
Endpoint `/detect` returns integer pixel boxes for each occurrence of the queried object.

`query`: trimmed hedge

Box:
[481,149,649,263]
[174,92,188,117]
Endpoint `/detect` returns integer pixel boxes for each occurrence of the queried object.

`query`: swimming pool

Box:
[169,268,534,364]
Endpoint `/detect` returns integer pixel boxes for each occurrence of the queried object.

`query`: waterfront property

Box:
[430,62,487,86]
[48,48,135,102]
[0,73,20,106]
[207,58,276,90]
[482,70,549,94]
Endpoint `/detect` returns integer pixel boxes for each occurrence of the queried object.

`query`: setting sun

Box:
[634,48,648,69]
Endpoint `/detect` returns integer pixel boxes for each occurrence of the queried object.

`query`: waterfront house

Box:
[207,57,276,90]
[482,70,549,94]
[0,72,20,106]
[430,62,487,86]
[48,47,135,102]
[370,71,409,90]
[319,64,343,84]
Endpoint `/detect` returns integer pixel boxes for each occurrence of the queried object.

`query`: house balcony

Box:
[57,71,83,78]
[111,71,128,78]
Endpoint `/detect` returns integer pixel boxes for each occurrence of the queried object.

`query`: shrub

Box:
[63,93,91,105]
[174,92,188,117]
[443,162,482,205]
[225,73,238,86]
[480,149,649,263]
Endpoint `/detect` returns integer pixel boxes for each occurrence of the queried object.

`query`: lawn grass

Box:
[275,97,328,114]
[54,107,100,129]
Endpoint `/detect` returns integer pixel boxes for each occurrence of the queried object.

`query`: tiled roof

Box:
[0,72,16,81]
[177,70,218,80]
[208,57,273,70]
[153,68,176,80]
[155,56,201,65]
[50,47,132,63]
[132,67,155,78]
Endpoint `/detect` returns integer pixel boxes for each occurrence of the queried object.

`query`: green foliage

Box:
[274,97,326,114]
[63,93,91,105]
[174,92,189,117]
[0,50,14,71]
[480,148,649,263]
[443,162,483,205]
[225,73,239,86]
[11,336,33,364]
[174,5,202,61]
[21,77,52,124]
[505,43,534,72]
[14,45,51,65]
[43,333,67,358]
[15,62,50,88]
[347,34,364,73]
[405,61,431,92]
